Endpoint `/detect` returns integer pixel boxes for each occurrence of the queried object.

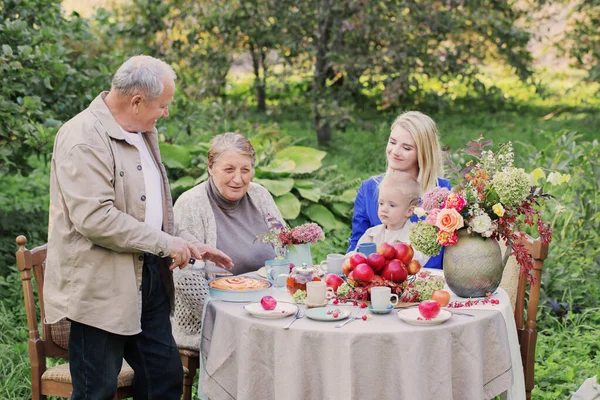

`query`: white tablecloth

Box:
[198,271,524,400]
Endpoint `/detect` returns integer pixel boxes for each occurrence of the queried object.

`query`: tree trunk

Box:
[312,0,335,146]
[249,42,266,113]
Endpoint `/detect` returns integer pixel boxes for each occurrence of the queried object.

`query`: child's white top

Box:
[357,221,430,266]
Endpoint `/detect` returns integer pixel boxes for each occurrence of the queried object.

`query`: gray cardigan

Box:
[171,181,285,350]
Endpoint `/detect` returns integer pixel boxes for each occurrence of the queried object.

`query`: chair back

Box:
[15,236,71,388]
[513,234,549,400]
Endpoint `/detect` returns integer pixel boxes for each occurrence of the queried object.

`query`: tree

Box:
[565,0,600,85]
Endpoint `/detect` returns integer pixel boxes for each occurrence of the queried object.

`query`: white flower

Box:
[547,171,563,186]
[414,207,426,218]
[470,213,492,234]
[555,203,566,214]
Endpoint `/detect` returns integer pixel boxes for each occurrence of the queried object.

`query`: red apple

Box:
[381,260,408,283]
[352,263,375,283]
[418,300,441,319]
[324,273,344,291]
[349,253,368,268]
[367,253,386,272]
[406,259,421,275]
[376,242,397,260]
[392,243,413,265]
[341,259,354,276]
[260,295,277,310]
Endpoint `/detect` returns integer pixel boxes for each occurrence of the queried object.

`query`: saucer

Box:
[304,299,329,308]
[368,305,394,314]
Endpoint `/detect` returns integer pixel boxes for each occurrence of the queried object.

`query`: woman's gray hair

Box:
[111,55,176,101]
[208,132,256,168]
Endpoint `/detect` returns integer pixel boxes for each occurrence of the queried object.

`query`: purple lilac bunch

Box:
[281,223,325,245]
[421,187,451,211]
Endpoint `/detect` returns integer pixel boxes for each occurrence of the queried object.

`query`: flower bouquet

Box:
[257,220,325,267]
[409,137,569,284]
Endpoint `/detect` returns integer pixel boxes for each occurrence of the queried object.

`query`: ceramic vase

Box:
[285,243,313,268]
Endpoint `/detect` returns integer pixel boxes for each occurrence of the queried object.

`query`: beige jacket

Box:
[45,92,198,335]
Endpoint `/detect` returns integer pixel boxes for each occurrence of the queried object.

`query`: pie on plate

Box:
[209,276,271,291]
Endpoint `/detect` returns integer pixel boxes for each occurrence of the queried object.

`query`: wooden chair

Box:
[501,235,549,400]
[180,347,200,400]
[15,235,134,399]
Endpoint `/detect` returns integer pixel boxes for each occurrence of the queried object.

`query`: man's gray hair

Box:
[111,55,176,101]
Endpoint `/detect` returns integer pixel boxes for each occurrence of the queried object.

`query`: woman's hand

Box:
[189,243,234,271]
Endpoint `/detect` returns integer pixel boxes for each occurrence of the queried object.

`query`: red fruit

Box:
[431,290,451,307]
[367,253,386,272]
[352,263,375,283]
[341,258,354,276]
[360,302,367,309]
[333,313,339,318]
[376,242,397,260]
[381,260,408,283]
[350,253,368,268]
[418,300,441,319]
[333,299,339,305]
[324,273,344,291]
[371,274,384,283]
[260,296,277,310]
[392,243,414,265]
[406,259,421,275]
[362,315,368,321]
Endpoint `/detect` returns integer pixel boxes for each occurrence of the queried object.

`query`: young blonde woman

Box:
[348,111,451,269]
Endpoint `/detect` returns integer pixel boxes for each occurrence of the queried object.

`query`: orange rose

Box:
[435,208,464,232]
[437,230,459,246]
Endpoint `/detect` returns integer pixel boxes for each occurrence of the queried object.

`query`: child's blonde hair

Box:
[390,111,444,193]
[379,171,422,207]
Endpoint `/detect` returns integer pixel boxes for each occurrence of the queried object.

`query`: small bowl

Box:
[368,304,394,314]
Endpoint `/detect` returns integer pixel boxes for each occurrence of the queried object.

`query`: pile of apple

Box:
[341,242,421,286]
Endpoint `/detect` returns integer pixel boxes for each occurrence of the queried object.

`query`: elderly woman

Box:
[171,132,285,350]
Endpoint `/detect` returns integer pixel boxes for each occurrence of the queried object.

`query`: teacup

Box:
[357,242,377,257]
[370,286,399,310]
[306,281,336,305]
[320,253,345,276]
[265,259,290,288]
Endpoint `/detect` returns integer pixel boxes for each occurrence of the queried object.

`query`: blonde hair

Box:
[379,171,422,207]
[390,111,444,193]
[207,132,256,168]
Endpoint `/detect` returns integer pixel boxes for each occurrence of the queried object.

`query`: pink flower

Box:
[421,187,451,211]
[443,193,467,211]
[435,208,464,232]
[425,208,441,225]
[436,230,458,246]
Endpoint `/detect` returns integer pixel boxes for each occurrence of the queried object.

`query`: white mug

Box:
[320,253,345,275]
[370,286,399,310]
[306,281,335,305]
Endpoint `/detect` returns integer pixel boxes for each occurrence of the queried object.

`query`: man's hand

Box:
[189,243,234,271]
[168,237,192,270]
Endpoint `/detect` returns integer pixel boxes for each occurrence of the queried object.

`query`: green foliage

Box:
[0,0,112,175]
[565,0,600,86]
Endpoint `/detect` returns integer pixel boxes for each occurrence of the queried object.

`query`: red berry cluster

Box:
[447,298,500,308]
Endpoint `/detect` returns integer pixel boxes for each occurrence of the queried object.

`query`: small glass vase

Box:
[285,243,313,268]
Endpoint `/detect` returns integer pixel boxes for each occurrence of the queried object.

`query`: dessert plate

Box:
[305,307,351,321]
[243,302,298,319]
[396,308,452,326]
[257,267,268,278]
[368,305,394,314]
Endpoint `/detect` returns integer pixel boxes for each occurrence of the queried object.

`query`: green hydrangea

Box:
[292,289,306,303]
[414,275,445,300]
[336,282,351,298]
[409,221,442,257]
[492,167,530,207]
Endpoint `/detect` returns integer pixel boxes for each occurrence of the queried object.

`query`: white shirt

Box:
[120,128,164,231]
[357,221,430,266]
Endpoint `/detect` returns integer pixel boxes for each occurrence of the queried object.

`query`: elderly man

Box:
[45,55,233,400]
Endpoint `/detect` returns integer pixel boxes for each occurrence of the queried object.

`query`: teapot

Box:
[286,263,321,295]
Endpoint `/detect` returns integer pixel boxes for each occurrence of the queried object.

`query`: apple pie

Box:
[209,276,270,291]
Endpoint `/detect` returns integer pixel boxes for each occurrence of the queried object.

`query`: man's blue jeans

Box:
[68,255,183,400]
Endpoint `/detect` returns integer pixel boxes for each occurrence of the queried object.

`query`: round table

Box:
[199,277,521,400]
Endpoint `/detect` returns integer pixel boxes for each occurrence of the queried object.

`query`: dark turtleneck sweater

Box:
[207,178,275,275]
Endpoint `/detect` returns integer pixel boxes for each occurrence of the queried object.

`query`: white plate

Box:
[304,306,351,321]
[244,302,298,319]
[396,308,452,326]
[257,266,268,278]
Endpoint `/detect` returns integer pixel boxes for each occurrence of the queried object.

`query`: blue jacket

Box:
[348,175,452,269]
